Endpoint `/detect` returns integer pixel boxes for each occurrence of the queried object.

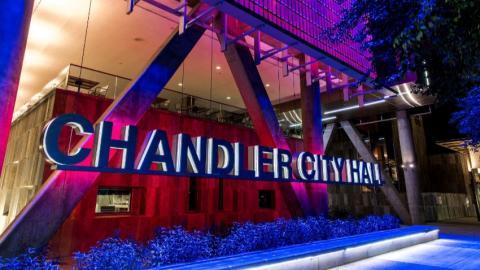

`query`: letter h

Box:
[92,121,137,169]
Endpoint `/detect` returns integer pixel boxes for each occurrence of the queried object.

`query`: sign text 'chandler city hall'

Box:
[41,114,383,186]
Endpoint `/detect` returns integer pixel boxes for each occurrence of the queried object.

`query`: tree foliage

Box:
[330,0,480,146]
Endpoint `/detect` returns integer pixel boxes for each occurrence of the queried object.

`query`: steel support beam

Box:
[202,0,370,78]
[340,121,412,224]
[260,44,292,62]
[323,123,335,151]
[126,0,140,14]
[0,0,34,175]
[142,0,183,16]
[0,24,205,257]
[217,30,313,216]
[299,56,328,216]
[396,110,425,224]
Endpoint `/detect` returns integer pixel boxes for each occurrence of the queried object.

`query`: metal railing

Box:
[15,64,309,135]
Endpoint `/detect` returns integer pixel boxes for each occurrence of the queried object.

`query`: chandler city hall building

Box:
[0,0,479,257]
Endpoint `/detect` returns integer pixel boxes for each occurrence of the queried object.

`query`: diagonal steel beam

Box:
[217,24,313,217]
[0,22,205,257]
[340,121,412,224]
[323,123,335,151]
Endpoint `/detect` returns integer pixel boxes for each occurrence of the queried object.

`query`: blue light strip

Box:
[154,226,439,270]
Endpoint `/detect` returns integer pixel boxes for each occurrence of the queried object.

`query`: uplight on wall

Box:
[401,163,415,169]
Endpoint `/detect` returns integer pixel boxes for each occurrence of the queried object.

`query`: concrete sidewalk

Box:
[335,218,480,270]
[428,217,480,237]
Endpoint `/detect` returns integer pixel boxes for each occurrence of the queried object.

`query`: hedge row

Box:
[0,215,400,269]
[75,214,399,269]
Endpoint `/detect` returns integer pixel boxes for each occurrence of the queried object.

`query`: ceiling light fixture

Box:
[177,82,183,86]
[397,84,414,107]
[288,116,337,128]
[215,65,221,70]
[226,96,231,100]
[364,99,386,107]
[322,116,337,121]
[403,84,422,106]
[324,99,386,115]
[265,83,270,87]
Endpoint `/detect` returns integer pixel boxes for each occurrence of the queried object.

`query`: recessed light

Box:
[265,83,270,87]
[177,82,183,86]
[215,65,221,70]
[226,96,231,100]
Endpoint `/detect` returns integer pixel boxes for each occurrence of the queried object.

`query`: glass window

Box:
[258,190,275,209]
[95,188,131,214]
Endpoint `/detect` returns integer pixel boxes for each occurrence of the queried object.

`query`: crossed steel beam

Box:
[340,121,412,224]
[0,16,206,257]
[0,3,413,256]
[0,7,321,255]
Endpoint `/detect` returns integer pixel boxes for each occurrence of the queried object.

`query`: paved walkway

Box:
[335,218,480,270]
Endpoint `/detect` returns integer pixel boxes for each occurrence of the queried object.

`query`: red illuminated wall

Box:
[47,90,305,255]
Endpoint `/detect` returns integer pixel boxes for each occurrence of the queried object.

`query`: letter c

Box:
[41,114,94,165]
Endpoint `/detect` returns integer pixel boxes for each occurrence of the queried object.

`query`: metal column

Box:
[396,110,425,224]
[0,24,205,257]
[299,56,328,216]
[0,0,35,172]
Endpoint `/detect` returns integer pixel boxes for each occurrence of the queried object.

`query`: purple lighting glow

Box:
[228,0,371,74]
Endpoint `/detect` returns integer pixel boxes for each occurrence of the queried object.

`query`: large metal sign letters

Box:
[41,114,383,186]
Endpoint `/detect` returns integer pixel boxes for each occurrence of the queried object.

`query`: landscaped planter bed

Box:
[0,215,404,269]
